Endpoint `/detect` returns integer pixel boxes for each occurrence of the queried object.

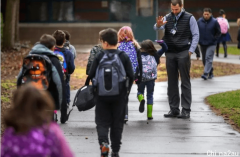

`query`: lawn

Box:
[206,90,240,129]
[218,46,240,55]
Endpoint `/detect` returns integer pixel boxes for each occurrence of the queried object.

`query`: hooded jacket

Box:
[17,44,64,110]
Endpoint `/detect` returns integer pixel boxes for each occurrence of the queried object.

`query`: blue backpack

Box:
[118,41,138,73]
[53,47,67,74]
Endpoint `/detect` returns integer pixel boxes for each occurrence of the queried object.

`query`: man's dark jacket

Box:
[197,16,221,46]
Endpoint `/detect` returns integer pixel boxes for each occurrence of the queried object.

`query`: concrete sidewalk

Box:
[60,51,240,156]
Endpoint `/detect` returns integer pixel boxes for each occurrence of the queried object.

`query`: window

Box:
[136,0,153,17]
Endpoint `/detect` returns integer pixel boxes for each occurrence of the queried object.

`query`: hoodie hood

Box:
[30,43,56,56]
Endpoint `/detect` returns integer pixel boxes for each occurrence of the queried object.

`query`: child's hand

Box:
[155,40,164,44]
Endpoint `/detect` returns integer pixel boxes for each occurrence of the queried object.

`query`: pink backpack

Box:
[217,18,228,34]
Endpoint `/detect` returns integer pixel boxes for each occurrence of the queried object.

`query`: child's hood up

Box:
[29,42,55,56]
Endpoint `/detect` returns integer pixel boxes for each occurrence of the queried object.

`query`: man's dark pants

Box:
[165,50,192,113]
[95,95,127,153]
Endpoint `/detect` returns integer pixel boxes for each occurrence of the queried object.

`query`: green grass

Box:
[1,80,17,103]
[1,96,10,103]
[1,81,16,90]
[72,66,87,79]
[218,46,240,55]
[206,90,240,127]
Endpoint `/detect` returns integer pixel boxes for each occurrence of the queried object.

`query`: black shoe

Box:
[164,110,180,118]
[208,74,214,79]
[177,110,190,119]
[201,74,208,80]
[111,152,119,157]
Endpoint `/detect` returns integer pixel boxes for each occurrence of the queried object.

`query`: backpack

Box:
[64,41,76,59]
[217,18,228,34]
[86,44,102,75]
[141,55,157,82]
[54,47,67,75]
[118,41,138,73]
[92,50,127,96]
[20,54,52,90]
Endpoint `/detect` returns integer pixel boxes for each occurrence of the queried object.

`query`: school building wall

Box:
[2,0,239,45]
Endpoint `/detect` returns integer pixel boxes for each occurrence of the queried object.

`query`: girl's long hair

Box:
[140,39,157,56]
[118,26,140,48]
[4,83,55,133]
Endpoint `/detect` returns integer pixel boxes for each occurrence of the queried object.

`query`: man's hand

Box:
[156,16,167,28]
[189,52,192,58]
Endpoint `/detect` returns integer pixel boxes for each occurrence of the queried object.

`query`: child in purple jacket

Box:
[1,84,74,157]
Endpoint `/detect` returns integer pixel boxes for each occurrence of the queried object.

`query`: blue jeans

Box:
[137,80,155,105]
[65,74,71,104]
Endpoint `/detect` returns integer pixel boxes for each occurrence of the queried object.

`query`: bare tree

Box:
[2,0,19,48]
[15,0,20,42]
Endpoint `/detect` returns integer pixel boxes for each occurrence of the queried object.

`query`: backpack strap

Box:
[101,49,123,59]
[85,76,91,86]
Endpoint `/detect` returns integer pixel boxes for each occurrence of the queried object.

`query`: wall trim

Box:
[19,23,132,27]
[229,22,238,27]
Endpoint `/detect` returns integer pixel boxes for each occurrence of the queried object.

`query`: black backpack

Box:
[72,77,95,111]
[20,54,52,90]
[92,50,127,96]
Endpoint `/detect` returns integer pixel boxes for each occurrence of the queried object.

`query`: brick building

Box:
[1,0,240,44]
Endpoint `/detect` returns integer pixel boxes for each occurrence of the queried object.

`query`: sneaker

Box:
[100,142,109,157]
[138,94,145,113]
[124,115,128,123]
[111,152,119,157]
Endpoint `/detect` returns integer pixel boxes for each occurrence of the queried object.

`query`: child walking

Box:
[117,26,142,123]
[137,39,168,120]
[17,34,65,122]
[88,28,134,157]
[53,30,75,123]
[63,30,77,59]
[1,84,74,157]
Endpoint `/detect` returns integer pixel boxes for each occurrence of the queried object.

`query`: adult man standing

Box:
[153,0,199,119]
[198,8,221,80]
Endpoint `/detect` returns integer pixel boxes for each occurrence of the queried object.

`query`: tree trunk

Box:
[2,0,18,48]
[15,0,20,42]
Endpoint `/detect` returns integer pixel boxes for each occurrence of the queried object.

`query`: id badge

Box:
[170,29,176,35]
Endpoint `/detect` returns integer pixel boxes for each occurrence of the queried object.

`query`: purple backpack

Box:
[118,41,138,73]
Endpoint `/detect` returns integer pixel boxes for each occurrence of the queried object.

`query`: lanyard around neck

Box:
[173,16,178,28]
